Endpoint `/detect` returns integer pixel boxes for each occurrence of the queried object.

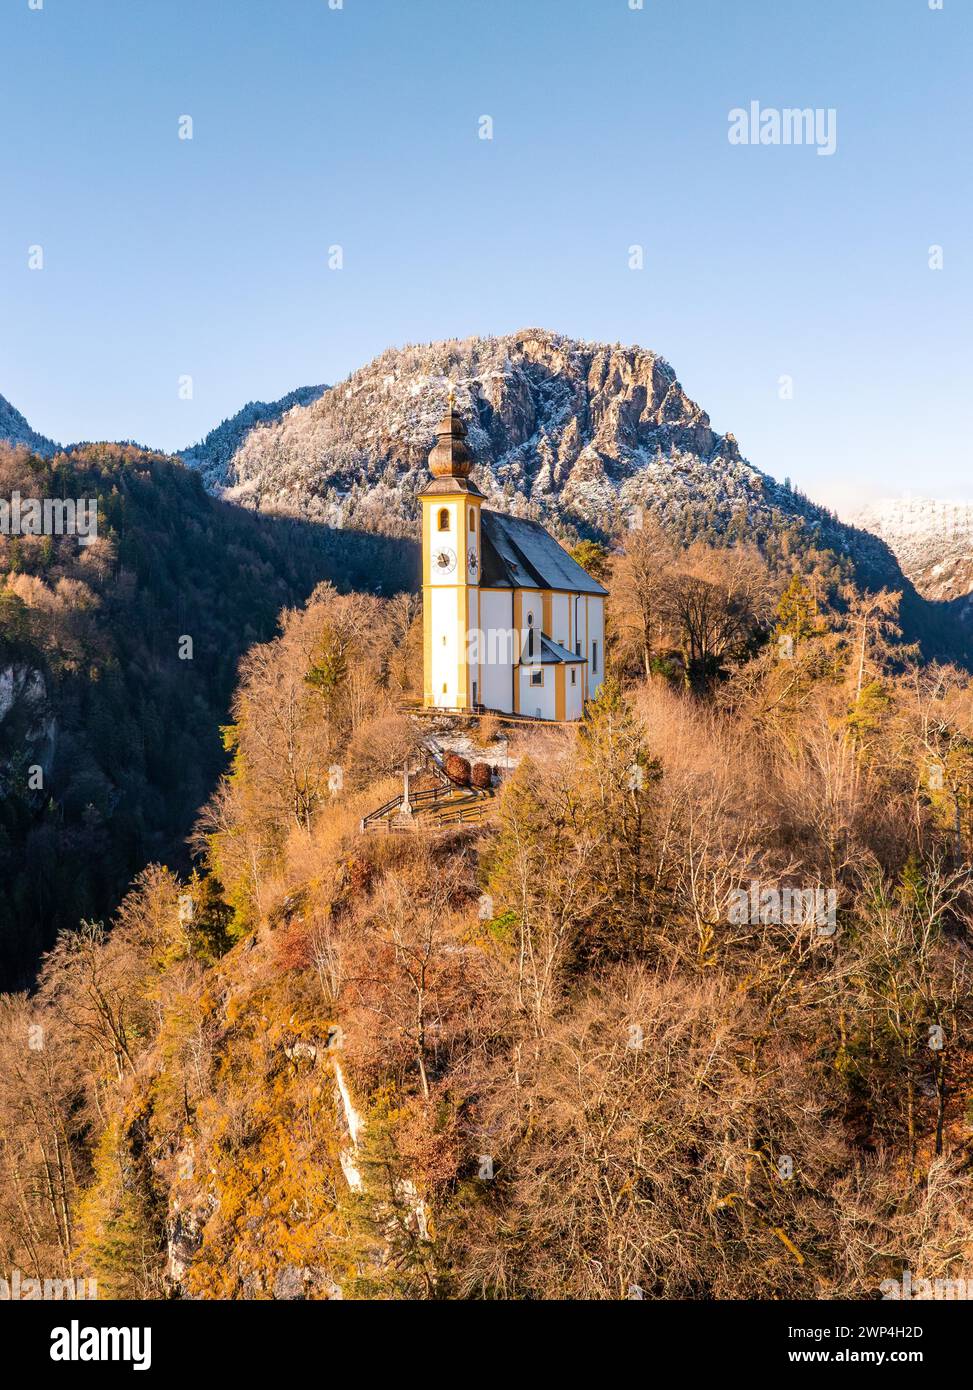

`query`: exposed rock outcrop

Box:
[179,332,907,610]
[201,330,743,539]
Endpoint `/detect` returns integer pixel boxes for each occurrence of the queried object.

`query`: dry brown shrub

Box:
[470,762,492,789]
[392,1086,462,1195]
[444,753,471,786]
[346,855,374,898]
[345,711,421,788]
[273,918,314,972]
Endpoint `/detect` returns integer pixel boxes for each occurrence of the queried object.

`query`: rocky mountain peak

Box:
[204,330,748,539]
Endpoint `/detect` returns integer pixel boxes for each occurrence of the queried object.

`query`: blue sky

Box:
[1,0,969,513]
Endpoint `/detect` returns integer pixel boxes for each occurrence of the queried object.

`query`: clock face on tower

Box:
[468,549,478,576]
[434,546,457,575]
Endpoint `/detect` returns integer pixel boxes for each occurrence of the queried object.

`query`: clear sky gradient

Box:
[1,0,969,514]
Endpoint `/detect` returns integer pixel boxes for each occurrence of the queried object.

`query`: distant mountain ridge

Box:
[0,393,58,456]
[849,498,973,606]
[199,329,752,535]
[167,327,968,664]
[0,388,328,481]
[0,338,925,590]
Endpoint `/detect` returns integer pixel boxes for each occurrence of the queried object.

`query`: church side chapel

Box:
[421,397,606,720]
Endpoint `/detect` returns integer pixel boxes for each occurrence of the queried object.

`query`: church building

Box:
[421,399,606,720]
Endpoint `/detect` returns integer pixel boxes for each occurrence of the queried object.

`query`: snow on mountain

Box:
[848,498,973,602]
[178,385,326,492]
[0,394,58,456]
[185,330,894,584]
[207,329,741,534]
[3,336,969,662]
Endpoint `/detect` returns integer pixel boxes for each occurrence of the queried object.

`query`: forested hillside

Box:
[4,537,971,1299]
[0,443,417,987]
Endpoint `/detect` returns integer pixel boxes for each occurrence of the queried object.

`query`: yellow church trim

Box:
[420,499,432,705]
[512,589,522,713]
[423,600,433,705]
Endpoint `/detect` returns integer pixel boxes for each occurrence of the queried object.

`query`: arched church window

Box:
[438,508,450,531]
[526,611,535,658]
[469,511,475,530]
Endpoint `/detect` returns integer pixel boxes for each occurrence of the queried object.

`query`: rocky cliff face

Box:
[183,331,902,591]
[190,330,753,535]
[2,333,960,649]
[849,498,973,604]
[0,664,54,788]
[0,394,57,456]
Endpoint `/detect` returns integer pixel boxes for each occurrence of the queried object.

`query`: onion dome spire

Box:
[428,388,472,479]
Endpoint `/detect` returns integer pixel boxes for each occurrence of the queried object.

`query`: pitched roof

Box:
[537,634,586,664]
[419,476,484,497]
[480,510,607,595]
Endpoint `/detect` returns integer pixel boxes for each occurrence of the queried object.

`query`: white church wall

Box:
[479,589,514,713]
[551,593,570,649]
[430,586,462,707]
[565,667,584,720]
[586,596,605,697]
[519,665,556,721]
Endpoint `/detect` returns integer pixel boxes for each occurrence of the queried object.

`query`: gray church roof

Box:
[480,510,607,595]
[538,634,586,665]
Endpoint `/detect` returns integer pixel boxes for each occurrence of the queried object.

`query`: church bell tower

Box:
[420,394,483,710]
